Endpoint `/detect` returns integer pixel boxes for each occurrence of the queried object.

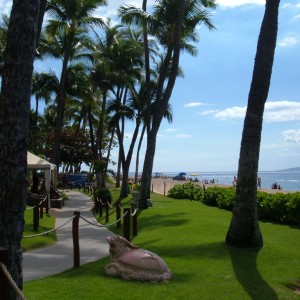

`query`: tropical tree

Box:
[31,71,58,153]
[44,0,107,169]
[120,0,216,208]
[226,0,280,248]
[0,1,40,296]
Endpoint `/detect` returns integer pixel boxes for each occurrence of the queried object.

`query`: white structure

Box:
[27,152,57,208]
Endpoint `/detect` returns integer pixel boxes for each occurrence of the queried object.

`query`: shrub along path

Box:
[23,191,114,282]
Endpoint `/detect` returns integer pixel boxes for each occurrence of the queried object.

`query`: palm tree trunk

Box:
[226,0,280,248]
[0,1,39,296]
[51,30,75,169]
[135,124,146,182]
[139,0,186,208]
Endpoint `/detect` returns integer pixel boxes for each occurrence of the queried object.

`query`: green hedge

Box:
[167,184,300,225]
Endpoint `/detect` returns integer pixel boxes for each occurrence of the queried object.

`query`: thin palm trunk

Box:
[226,0,280,248]
[139,0,186,208]
[135,124,146,182]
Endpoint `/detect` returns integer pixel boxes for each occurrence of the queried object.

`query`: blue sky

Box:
[1,0,300,172]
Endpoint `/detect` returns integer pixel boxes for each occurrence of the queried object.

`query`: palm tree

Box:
[31,71,58,153]
[226,0,280,248]
[45,0,107,169]
[0,1,40,295]
[119,0,216,208]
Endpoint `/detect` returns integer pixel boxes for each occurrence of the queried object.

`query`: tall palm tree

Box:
[119,0,216,208]
[45,0,107,169]
[31,71,58,153]
[0,1,40,294]
[226,0,280,248]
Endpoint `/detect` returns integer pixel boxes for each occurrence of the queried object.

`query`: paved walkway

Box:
[23,191,114,282]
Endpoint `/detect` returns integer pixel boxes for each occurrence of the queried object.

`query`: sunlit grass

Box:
[24,191,300,299]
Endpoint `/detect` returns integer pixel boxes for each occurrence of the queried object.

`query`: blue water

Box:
[151,171,300,192]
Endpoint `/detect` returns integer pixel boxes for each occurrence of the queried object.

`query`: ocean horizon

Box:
[129,170,300,192]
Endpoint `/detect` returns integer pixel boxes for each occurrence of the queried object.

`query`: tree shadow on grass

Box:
[227,245,278,300]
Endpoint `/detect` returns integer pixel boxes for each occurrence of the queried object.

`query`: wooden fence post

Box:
[164,182,166,196]
[116,202,121,228]
[132,206,138,237]
[45,195,49,214]
[33,201,39,231]
[39,198,44,219]
[105,202,109,223]
[152,183,153,193]
[73,211,80,268]
[123,208,131,242]
[0,247,8,300]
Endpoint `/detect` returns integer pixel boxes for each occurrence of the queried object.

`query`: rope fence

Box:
[0,197,139,299]
[0,251,26,300]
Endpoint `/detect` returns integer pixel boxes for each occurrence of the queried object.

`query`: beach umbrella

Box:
[190,173,199,179]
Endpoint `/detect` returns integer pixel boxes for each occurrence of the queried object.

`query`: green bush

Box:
[168,184,300,225]
[167,182,203,200]
[94,188,112,204]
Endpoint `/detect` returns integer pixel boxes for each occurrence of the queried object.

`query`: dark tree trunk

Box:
[0,0,39,296]
[226,0,280,248]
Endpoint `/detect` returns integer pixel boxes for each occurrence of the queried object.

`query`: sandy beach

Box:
[150,177,295,195]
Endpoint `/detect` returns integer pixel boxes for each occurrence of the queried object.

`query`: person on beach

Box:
[232,176,237,187]
[257,176,262,190]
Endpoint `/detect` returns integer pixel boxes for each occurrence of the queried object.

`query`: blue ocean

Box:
[152,171,300,192]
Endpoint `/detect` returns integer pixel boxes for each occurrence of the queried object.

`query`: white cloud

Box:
[166,128,178,132]
[282,129,300,144]
[214,101,300,122]
[184,102,205,108]
[216,0,265,8]
[278,36,299,47]
[214,106,246,120]
[175,134,192,138]
[199,110,220,116]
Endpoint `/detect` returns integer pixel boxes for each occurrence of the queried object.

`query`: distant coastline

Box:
[276,167,300,172]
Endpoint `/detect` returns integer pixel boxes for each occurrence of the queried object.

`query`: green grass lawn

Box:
[23,191,300,299]
[22,206,56,251]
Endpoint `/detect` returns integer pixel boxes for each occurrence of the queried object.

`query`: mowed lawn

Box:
[24,191,300,300]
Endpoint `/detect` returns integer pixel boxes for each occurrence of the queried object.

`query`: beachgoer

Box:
[232,176,237,187]
[257,176,262,190]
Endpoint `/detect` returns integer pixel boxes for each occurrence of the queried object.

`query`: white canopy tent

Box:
[27,152,57,208]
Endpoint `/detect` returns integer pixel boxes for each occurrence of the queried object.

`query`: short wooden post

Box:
[94,197,99,212]
[99,199,103,218]
[164,182,166,196]
[39,198,44,219]
[116,201,121,228]
[73,211,80,268]
[33,202,39,231]
[105,202,109,223]
[132,206,138,237]
[45,195,49,214]
[152,183,153,193]
[123,208,131,242]
[0,248,8,300]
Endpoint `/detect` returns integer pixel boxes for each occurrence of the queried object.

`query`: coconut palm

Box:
[119,0,216,208]
[31,71,59,153]
[226,0,280,248]
[45,0,107,168]
[0,1,40,294]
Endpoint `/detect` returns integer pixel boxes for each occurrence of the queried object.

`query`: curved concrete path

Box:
[23,191,114,282]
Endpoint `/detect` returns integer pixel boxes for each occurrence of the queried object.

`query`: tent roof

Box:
[27,152,56,170]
